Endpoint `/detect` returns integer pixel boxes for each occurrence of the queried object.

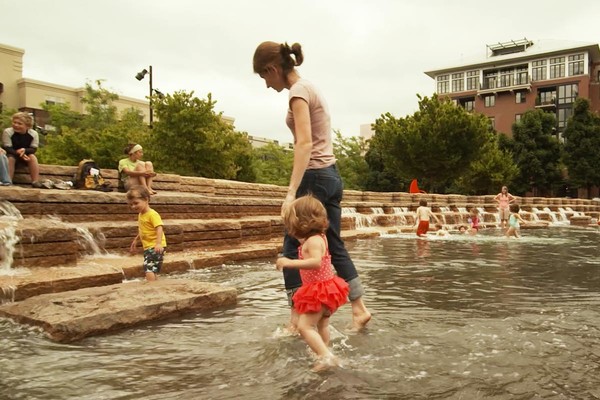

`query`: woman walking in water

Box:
[253,41,371,331]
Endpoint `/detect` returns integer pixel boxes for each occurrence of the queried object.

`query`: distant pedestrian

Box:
[506,203,526,239]
[414,199,441,237]
[494,186,515,229]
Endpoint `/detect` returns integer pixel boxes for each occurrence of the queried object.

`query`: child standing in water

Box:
[468,208,480,235]
[506,203,526,238]
[127,185,166,281]
[414,199,441,237]
[276,195,349,369]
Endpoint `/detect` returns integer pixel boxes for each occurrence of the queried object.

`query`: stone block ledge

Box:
[0,279,237,342]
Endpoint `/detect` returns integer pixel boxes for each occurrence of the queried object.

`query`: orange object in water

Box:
[409,179,427,194]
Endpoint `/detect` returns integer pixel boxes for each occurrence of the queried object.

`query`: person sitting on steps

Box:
[118,143,157,195]
[2,112,41,188]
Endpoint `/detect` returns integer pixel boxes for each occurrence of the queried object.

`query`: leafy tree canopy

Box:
[251,142,293,186]
[502,109,563,196]
[333,130,369,190]
[149,91,254,180]
[562,98,600,190]
[368,94,492,193]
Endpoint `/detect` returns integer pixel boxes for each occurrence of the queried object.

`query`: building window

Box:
[568,54,584,76]
[489,117,495,130]
[558,107,573,129]
[451,72,464,92]
[437,74,449,94]
[483,71,497,89]
[499,68,513,88]
[45,96,65,105]
[515,114,522,123]
[484,95,495,107]
[549,57,565,79]
[464,99,474,112]
[539,89,556,105]
[466,70,479,90]
[515,67,528,85]
[557,83,578,105]
[515,92,526,103]
[532,60,547,81]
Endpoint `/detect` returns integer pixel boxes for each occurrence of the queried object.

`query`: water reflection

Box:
[1,227,600,399]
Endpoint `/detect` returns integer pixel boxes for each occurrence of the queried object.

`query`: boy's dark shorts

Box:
[143,248,165,274]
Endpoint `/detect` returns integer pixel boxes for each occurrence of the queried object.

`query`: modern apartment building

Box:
[425,39,600,139]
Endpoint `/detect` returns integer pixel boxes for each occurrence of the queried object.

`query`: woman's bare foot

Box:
[350,311,372,331]
[350,297,372,331]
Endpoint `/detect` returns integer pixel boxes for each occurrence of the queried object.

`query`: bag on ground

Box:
[74,159,112,191]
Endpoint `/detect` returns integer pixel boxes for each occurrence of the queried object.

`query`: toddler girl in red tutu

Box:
[276,195,349,367]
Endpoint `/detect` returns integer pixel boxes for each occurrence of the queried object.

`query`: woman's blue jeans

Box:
[282,164,365,301]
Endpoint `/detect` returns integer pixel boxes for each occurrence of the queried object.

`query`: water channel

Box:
[1,227,599,399]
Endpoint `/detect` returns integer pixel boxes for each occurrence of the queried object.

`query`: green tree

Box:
[369,94,490,193]
[252,143,293,185]
[450,137,519,195]
[562,98,600,195]
[150,91,253,179]
[501,109,562,196]
[364,118,407,192]
[38,81,148,168]
[333,130,369,190]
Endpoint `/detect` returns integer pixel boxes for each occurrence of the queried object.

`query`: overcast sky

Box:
[2,0,599,143]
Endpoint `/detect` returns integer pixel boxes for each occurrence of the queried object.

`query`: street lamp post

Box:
[135,65,153,128]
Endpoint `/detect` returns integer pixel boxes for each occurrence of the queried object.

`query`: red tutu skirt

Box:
[292,276,349,315]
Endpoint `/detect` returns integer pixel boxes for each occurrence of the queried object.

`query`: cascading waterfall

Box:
[0,201,23,273]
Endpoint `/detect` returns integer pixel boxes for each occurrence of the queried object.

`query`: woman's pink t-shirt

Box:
[286,79,336,169]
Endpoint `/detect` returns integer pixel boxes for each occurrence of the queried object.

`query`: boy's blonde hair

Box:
[126,185,151,202]
[283,195,328,240]
[12,112,34,128]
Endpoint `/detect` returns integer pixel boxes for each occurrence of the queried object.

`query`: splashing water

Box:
[0,201,23,272]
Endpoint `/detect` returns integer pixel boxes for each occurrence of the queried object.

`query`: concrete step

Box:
[0,278,237,343]
[0,239,282,302]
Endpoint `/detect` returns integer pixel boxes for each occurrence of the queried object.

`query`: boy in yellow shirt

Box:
[127,185,166,281]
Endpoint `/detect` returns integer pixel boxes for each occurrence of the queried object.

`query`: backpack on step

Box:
[74,159,112,191]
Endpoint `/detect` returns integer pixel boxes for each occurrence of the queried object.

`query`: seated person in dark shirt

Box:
[2,112,41,187]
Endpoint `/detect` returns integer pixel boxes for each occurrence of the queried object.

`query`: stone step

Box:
[0,239,282,302]
[0,278,237,342]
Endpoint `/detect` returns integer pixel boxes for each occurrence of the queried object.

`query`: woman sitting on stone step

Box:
[118,143,157,195]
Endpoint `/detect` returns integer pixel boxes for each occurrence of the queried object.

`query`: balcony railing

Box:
[480,74,530,91]
[535,97,557,108]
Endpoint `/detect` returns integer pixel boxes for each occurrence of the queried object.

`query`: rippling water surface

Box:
[1,227,600,399]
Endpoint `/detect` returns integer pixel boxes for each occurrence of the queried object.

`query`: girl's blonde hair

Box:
[12,112,34,128]
[126,185,151,202]
[283,195,328,240]
[253,41,304,79]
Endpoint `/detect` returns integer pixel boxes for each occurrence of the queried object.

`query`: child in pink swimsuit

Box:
[276,195,349,369]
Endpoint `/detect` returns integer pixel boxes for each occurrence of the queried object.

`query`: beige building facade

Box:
[0,42,151,130]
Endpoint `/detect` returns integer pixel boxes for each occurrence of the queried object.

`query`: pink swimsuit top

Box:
[298,234,335,284]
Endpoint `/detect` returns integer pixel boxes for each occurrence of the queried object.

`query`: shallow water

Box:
[1,227,600,399]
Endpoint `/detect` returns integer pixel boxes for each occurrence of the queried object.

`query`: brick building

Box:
[425,39,600,139]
